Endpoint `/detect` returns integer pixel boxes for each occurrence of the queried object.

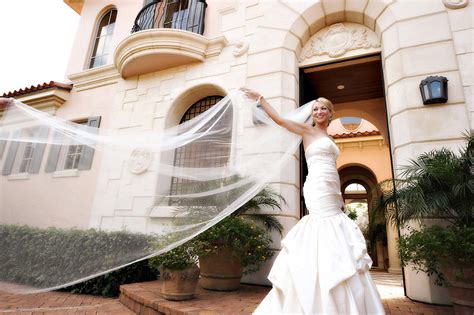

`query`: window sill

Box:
[7,173,30,180]
[52,169,80,178]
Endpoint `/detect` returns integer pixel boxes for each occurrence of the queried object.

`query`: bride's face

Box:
[312,102,331,126]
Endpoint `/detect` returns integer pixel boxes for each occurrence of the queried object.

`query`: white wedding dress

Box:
[253,137,385,315]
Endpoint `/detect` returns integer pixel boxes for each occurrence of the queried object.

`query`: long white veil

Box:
[0,91,313,293]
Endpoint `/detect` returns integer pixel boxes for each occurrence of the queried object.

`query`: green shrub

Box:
[0,224,156,296]
[373,131,473,286]
[149,240,197,271]
[399,225,474,286]
[193,216,274,274]
[61,260,157,297]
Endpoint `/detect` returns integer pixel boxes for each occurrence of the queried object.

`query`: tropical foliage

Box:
[373,131,473,285]
[172,177,286,273]
[373,131,473,227]
[149,240,197,271]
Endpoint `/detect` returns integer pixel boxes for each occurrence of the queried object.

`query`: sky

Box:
[0,0,80,94]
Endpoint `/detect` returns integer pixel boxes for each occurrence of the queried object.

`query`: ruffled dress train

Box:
[253,137,385,315]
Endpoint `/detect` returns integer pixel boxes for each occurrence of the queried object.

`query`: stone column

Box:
[386,221,401,274]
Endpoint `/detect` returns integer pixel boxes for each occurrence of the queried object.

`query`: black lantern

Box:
[419,76,448,105]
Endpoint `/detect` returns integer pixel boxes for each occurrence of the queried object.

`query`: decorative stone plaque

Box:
[128,149,153,174]
[299,23,380,62]
[443,0,468,9]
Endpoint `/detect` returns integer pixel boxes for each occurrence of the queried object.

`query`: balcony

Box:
[114,0,227,78]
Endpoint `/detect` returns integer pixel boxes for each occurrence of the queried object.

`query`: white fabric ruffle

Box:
[253,138,385,315]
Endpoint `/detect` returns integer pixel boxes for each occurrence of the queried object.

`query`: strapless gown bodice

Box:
[303,137,344,218]
[253,137,385,315]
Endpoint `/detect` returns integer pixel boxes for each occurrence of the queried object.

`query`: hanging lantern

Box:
[419,76,448,105]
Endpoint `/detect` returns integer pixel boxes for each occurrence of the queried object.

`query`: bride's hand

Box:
[240,87,261,101]
[0,98,14,108]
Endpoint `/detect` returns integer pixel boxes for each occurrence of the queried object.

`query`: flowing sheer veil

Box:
[0,90,313,293]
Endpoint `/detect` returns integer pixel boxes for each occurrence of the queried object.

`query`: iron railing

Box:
[131,0,207,35]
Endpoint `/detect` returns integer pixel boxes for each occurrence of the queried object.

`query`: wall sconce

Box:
[419,76,448,105]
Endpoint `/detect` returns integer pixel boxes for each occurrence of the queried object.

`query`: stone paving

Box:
[0,272,454,314]
[0,284,133,315]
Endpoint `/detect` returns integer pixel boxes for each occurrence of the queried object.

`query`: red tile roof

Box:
[2,81,72,98]
[332,130,381,139]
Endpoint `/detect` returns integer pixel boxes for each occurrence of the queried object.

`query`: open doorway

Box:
[299,54,399,274]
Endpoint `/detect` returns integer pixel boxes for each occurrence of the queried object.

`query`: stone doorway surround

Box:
[244,0,471,305]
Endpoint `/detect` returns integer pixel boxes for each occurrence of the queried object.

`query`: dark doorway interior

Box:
[298,54,385,218]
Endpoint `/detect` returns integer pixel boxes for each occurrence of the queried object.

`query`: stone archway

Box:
[339,164,385,268]
[246,0,470,303]
[165,83,227,128]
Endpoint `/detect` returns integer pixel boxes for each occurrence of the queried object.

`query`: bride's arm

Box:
[240,87,311,136]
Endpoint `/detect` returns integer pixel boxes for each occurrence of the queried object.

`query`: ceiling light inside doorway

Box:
[337,85,345,90]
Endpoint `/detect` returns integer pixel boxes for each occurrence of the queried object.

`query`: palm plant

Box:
[171,175,285,234]
[372,131,473,228]
[371,131,473,302]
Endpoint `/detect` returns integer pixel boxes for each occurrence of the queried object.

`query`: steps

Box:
[119,280,269,315]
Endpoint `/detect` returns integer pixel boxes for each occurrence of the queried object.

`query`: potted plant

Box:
[148,241,199,301]
[194,215,275,291]
[373,132,473,314]
[173,177,285,291]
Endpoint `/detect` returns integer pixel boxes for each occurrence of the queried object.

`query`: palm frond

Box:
[373,134,473,227]
[244,214,284,235]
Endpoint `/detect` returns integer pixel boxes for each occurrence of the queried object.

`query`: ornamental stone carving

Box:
[443,0,468,9]
[233,40,249,57]
[299,23,380,62]
[128,149,153,174]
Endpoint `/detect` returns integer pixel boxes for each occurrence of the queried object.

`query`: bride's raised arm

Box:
[240,87,311,136]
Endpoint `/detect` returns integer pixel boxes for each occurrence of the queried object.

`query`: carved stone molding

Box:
[128,149,153,174]
[443,0,468,9]
[114,29,228,78]
[233,40,249,57]
[299,23,380,62]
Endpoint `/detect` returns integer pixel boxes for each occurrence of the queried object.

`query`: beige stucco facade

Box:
[1,0,472,305]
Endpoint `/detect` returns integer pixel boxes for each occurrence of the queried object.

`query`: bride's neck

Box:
[314,123,328,134]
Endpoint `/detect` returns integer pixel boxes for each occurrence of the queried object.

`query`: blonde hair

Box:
[312,97,335,126]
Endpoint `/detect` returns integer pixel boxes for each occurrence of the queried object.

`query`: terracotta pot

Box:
[443,265,474,315]
[199,246,243,291]
[160,265,200,301]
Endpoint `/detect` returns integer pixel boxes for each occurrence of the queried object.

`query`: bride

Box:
[240,88,385,315]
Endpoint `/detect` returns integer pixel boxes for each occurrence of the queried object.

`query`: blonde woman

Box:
[241,87,385,315]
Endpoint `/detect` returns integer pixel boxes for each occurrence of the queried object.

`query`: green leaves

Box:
[372,132,474,228]
[149,240,197,271]
[0,224,157,296]
[398,225,474,286]
[193,216,274,273]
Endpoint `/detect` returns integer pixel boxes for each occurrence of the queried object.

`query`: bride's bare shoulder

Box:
[325,135,337,145]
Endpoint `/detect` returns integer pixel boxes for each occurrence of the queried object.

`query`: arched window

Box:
[340,117,362,132]
[132,0,206,34]
[169,95,231,197]
[344,183,367,194]
[89,9,117,69]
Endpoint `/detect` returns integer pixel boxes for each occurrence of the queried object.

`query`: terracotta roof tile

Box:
[2,81,72,98]
[332,130,381,139]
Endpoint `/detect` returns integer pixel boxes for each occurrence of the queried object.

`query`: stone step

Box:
[119,279,269,315]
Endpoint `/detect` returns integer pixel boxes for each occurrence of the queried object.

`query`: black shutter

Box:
[45,131,64,173]
[2,130,22,176]
[78,116,101,170]
[29,126,50,174]
[0,131,9,160]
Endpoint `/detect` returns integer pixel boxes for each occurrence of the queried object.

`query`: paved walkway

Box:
[0,272,453,314]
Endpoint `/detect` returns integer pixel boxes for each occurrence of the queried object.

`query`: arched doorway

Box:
[339,165,388,270]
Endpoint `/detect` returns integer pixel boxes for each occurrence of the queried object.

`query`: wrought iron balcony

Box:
[115,0,226,78]
[132,0,207,35]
